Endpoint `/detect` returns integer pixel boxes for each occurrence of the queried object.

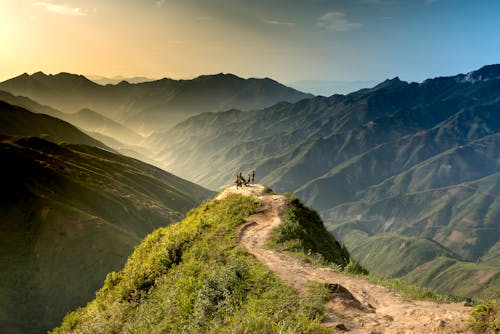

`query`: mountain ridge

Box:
[52,185,473,334]
[0,71,314,132]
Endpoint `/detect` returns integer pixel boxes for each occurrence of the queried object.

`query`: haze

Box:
[1,0,500,84]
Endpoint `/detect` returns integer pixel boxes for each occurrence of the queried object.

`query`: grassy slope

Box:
[0,136,213,334]
[52,194,338,334]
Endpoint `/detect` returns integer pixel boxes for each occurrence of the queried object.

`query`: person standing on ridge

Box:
[251,170,255,184]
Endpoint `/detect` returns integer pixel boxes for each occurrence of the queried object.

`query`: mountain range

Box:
[0,64,498,333]
[145,65,500,298]
[0,72,313,134]
[288,79,379,96]
[0,102,213,334]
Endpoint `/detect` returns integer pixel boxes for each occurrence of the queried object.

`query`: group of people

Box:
[235,170,255,189]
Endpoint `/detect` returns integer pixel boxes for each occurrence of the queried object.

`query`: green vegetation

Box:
[364,276,464,303]
[267,194,364,275]
[265,195,461,303]
[469,300,499,334]
[52,195,333,333]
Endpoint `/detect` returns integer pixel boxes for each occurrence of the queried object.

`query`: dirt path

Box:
[218,185,473,334]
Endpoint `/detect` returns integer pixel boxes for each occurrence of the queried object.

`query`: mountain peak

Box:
[32,71,48,78]
[193,72,242,82]
[461,64,500,83]
[369,76,406,91]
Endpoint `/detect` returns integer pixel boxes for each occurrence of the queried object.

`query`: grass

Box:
[469,300,499,334]
[363,275,466,303]
[266,194,365,275]
[52,194,334,333]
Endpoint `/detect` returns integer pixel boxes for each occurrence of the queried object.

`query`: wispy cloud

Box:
[317,12,363,31]
[263,19,296,27]
[32,1,88,16]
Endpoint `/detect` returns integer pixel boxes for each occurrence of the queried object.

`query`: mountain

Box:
[0,72,313,132]
[0,103,214,333]
[51,186,482,334]
[145,64,500,298]
[0,135,213,334]
[86,75,156,85]
[288,79,378,96]
[0,90,144,147]
[66,108,144,145]
[50,187,361,333]
[0,100,110,150]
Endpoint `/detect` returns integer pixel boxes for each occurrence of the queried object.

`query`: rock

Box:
[464,298,473,307]
[335,323,348,331]
[382,314,394,322]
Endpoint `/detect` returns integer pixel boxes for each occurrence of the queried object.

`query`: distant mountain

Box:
[67,108,144,144]
[0,90,144,147]
[86,74,156,85]
[0,72,313,132]
[0,100,110,149]
[0,135,213,334]
[145,64,500,298]
[288,79,378,96]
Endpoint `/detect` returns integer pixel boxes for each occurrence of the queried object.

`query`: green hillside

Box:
[326,171,500,299]
[0,136,213,334]
[52,192,351,334]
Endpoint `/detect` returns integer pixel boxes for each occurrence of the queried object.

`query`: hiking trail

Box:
[217,184,473,334]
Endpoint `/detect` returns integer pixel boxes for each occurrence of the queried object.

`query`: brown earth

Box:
[218,184,473,334]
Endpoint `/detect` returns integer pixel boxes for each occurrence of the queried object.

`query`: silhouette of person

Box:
[251,170,255,184]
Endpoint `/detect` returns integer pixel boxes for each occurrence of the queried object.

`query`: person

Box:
[251,170,255,184]
[235,173,240,189]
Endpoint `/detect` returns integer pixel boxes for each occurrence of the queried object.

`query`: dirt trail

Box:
[218,185,473,334]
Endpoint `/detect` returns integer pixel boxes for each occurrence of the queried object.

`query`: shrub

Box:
[469,300,499,334]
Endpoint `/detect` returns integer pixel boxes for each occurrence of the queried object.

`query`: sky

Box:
[1,0,500,84]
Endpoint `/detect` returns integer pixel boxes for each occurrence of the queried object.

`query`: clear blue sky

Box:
[1,0,499,83]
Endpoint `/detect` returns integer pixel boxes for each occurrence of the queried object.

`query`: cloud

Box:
[32,2,88,16]
[317,12,363,31]
[263,19,296,27]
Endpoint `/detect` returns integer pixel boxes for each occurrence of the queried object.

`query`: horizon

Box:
[1,1,500,84]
